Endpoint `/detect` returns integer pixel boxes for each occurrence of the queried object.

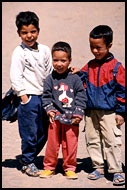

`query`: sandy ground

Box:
[2,2,125,188]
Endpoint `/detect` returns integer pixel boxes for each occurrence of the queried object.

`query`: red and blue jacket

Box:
[79,53,125,118]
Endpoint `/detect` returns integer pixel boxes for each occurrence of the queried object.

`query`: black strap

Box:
[113,62,121,78]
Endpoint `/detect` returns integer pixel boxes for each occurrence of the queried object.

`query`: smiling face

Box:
[52,51,71,74]
[89,37,112,60]
[18,24,39,49]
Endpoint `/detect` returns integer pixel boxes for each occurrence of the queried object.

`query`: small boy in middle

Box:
[40,41,87,179]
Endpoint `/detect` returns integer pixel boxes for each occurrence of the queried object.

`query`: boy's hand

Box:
[115,115,124,126]
[72,117,81,125]
[70,66,80,74]
[49,111,56,123]
[20,94,29,103]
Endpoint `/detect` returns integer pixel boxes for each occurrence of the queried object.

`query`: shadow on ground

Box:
[2,155,125,182]
[2,155,93,173]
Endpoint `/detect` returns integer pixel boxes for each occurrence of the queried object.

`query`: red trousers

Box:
[43,120,79,172]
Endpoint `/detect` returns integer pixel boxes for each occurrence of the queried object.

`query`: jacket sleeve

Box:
[78,63,88,89]
[42,75,58,115]
[115,64,125,119]
[72,75,87,119]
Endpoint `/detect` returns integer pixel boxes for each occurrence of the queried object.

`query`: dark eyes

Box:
[31,30,37,34]
[21,31,27,35]
[53,59,66,62]
[21,30,37,35]
[90,46,101,50]
[53,59,57,62]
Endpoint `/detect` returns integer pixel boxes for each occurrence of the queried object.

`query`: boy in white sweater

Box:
[10,11,53,176]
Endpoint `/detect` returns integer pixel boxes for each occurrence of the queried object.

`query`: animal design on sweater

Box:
[58,83,73,107]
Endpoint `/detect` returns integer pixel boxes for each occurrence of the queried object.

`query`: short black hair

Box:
[52,41,72,60]
[89,25,113,46]
[16,11,39,33]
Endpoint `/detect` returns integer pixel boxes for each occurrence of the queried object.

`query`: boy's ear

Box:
[108,42,112,48]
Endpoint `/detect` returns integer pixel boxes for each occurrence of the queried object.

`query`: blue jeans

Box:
[17,95,49,164]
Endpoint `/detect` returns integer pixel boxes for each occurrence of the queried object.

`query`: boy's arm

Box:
[44,46,53,77]
[10,47,26,96]
[72,75,87,120]
[115,64,125,121]
[79,63,89,89]
[42,76,58,115]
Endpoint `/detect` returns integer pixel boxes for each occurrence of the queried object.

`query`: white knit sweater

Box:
[10,42,53,96]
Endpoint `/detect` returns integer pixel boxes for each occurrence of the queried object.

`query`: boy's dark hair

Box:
[89,25,113,46]
[52,41,71,60]
[16,11,39,34]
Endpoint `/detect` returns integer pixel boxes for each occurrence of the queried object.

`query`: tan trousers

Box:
[84,109,123,173]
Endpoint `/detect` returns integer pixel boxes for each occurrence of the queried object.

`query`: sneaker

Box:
[21,163,41,177]
[40,170,55,178]
[65,171,78,179]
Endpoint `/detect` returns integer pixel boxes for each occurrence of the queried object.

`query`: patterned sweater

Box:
[42,70,87,124]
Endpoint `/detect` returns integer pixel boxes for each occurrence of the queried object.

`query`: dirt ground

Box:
[2,2,125,188]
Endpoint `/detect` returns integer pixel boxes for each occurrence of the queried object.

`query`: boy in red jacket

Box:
[72,25,125,185]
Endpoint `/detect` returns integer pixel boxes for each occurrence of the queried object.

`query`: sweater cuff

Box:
[44,103,58,114]
[73,107,84,118]
[17,90,27,96]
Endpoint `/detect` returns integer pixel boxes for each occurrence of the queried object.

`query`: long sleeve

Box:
[10,46,26,96]
[42,75,58,114]
[43,46,53,78]
[72,75,87,118]
[115,63,125,118]
[79,64,88,89]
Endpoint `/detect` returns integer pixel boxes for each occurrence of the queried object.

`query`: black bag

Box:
[2,88,20,123]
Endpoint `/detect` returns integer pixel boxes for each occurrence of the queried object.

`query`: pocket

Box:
[113,125,122,136]
[21,95,32,105]
[113,125,122,145]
